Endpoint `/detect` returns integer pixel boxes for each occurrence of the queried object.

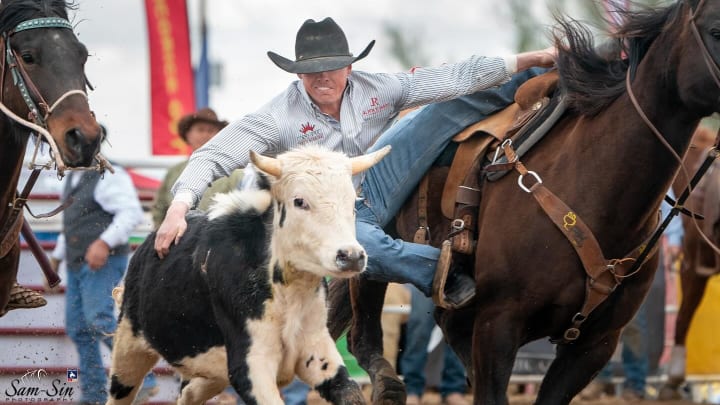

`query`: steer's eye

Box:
[293,198,309,210]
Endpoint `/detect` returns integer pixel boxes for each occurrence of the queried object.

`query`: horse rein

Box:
[493,0,720,342]
[0,17,111,176]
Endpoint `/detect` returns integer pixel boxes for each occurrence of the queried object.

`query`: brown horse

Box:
[0,0,103,316]
[328,1,720,404]
[660,126,720,399]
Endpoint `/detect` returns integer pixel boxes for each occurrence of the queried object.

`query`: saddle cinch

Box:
[399,70,566,255]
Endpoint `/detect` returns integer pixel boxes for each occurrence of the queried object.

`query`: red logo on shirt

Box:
[300,122,315,134]
[362,96,390,117]
[297,121,323,144]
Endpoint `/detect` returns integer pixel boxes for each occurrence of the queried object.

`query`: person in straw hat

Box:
[155,17,555,309]
[152,107,243,228]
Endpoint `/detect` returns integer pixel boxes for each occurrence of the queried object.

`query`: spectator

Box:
[151,108,229,228]
[50,131,157,404]
[401,286,469,405]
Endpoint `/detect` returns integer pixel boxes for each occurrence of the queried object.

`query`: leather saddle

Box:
[396,70,566,256]
[440,69,564,219]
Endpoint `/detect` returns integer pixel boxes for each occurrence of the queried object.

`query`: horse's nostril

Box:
[65,128,83,149]
[63,128,99,167]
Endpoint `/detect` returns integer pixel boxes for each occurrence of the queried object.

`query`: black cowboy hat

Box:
[267,17,375,74]
[177,108,228,142]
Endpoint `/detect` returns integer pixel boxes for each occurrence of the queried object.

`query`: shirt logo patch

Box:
[300,122,315,135]
[362,96,390,117]
[298,121,323,143]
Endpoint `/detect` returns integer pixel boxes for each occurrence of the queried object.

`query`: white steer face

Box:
[252,146,390,278]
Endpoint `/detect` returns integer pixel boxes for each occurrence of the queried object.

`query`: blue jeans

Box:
[281,378,311,405]
[65,255,156,402]
[598,303,649,394]
[356,68,545,295]
[400,287,467,397]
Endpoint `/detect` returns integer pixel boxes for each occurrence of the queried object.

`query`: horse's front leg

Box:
[534,329,620,405]
[348,277,405,405]
[0,245,20,316]
[436,305,476,383]
[470,310,525,405]
[659,267,710,399]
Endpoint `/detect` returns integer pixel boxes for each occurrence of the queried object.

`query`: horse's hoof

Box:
[339,388,366,405]
[371,374,406,405]
[657,384,683,401]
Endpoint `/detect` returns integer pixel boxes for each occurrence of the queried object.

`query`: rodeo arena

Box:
[4,0,720,404]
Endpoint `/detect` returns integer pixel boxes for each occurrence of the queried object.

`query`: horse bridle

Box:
[0,16,111,175]
[689,0,720,90]
[626,0,720,163]
[0,17,91,126]
[0,17,112,284]
[624,0,720,272]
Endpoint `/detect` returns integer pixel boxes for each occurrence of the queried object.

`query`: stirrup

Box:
[432,240,453,309]
[6,282,47,310]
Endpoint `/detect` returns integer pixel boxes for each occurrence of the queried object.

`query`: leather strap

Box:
[0,168,41,257]
[529,182,640,342]
[499,142,656,343]
[456,186,481,206]
[442,135,495,218]
[21,220,60,287]
[413,174,431,244]
[0,211,22,258]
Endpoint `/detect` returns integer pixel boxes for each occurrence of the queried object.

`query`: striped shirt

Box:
[173,55,516,207]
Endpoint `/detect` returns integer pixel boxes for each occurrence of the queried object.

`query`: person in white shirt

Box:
[50,134,156,404]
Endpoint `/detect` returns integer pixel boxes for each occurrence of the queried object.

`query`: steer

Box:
[107,146,390,405]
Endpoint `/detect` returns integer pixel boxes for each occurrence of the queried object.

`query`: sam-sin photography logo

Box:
[3,369,76,402]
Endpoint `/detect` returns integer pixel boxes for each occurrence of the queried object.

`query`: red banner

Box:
[146,0,195,155]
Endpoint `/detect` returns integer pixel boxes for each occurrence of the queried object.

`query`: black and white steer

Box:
[107,146,390,405]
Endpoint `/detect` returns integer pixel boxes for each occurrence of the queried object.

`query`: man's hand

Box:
[516,46,557,71]
[154,201,189,259]
[85,239,110,271]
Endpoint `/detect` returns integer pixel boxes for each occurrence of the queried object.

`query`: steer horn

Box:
[250,151,282,178]
[350,145,391,175]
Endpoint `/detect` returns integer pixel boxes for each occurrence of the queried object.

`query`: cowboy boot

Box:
[432,241,476,309]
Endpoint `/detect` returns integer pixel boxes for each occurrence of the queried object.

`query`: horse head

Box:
[672,0,720,116]
[0,0,102,169]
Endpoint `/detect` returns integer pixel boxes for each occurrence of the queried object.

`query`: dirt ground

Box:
[305,390,698,405]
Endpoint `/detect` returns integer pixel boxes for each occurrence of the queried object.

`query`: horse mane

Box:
[554,1,686,116]
[0,0,75,34]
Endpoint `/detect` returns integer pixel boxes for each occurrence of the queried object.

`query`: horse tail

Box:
[327,278,353,340]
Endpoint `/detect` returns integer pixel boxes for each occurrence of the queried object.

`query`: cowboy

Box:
[155,17,555,309]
